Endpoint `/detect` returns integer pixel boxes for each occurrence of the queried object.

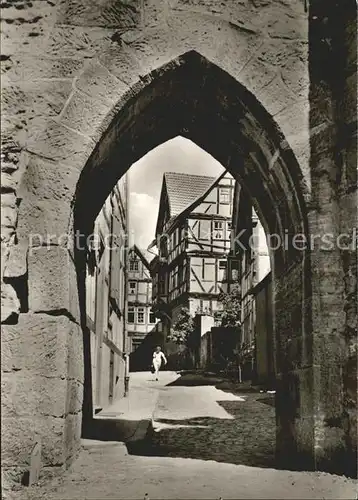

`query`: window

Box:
[129,281,137,294]
[129,260,139,271]
[159,281,165,295]
[199,220,210,240]
[173,230,177,248]
[213,220,224,239]
[149,309,156,323]
[127,306,135,323]
[230,259,239,281]
[227,221,232,231]
[219,260,227,270]
[219,187,230,204]
[137,307,145,324]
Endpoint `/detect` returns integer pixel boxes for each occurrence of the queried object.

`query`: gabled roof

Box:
[176,170,229,219]
[155,172,220,235]
[129,245,152,268]
[164,172,216,217]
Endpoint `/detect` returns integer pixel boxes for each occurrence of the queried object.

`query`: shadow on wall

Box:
[129,329,187,372]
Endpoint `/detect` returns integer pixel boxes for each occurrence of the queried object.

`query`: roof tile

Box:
[164,172,216,217]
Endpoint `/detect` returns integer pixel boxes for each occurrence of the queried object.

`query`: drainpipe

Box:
[124,352,130,396]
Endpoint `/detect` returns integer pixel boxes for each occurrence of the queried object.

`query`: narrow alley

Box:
[11,372,356,500]
[131,372,276,469]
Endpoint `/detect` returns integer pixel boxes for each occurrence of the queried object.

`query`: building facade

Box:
[85,176,129,411]
[229,183,271,380]
[251,272,275,387]
[150,171,235,339]
[126,245,160,352]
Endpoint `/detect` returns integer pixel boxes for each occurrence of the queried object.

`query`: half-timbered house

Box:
[149,171,235,339]
[85,176,129,410]
[126,245,160,352]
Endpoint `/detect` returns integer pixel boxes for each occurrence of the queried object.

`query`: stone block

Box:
[28,246,72,312]
[294,416,315,458]
[1,80,72,121]
[74,61,129,103]
[66,379,84,415]
[1,372,68,419]
[2,466,26,492]
[163,11,262,79]
[17,196,72,248]
[1,193,17,227]
[98,44,142,86]
[57,0,141,28]
[1,415,66,467]
[1,314,70,377]
[0,204,17,229]
[255,74,298,117]
[64,412,82,462]
[15,154,80,243]
[256,38,307,68]
[274,100,309,153]
[0,227,15,246]
[2,23,112,60]
[3,56,83,83]
[1,172,17,193]
[341,73,357,126]
[26,119,95,171]
[59,90,113,138]
[3,241,28,278]
[173,0,306,33]
[266,8,307,40]
[68,322,85,382]
[281,59,308,102]
[0,283,20,323]
[239,58,277,95]
[48,25,113,58]
[17,154,80,205]
[0,0,56,23]
[344,18,357,75]
[1,112,49,152]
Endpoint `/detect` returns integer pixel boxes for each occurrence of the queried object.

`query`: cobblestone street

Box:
[132,373,276,468]
[8,372,356,500]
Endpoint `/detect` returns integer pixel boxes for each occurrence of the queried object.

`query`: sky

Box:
[127,137,224,253]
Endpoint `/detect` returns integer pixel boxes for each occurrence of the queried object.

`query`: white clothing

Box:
[152,351,167,368]
[152,351,167,379]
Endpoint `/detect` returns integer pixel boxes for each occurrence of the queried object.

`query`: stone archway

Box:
[3,49,311,480]
[1,0,356,485]
[72,49,311,467]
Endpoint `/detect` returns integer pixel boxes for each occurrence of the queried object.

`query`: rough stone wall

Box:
[1,0,309,312]
[1,0,355,485]
[1,314,83,486]
[307,0,357,475]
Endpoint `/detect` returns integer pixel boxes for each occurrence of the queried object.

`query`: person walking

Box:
[152,346,167,381]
